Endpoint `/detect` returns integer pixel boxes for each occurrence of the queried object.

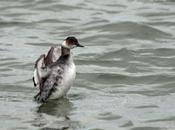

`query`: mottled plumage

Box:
[33,37,84,103]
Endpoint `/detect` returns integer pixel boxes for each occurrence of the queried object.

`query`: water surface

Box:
[0,0,175,130]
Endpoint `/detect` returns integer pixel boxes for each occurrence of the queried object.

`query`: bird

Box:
[33,36,84,103]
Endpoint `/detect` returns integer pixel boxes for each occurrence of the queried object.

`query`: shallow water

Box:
[0,0,175,130]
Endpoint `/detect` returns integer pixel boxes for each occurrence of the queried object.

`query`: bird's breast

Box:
[63,62,76,89]
[50,62,76,99]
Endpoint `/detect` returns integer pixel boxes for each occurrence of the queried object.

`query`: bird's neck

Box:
[61,46,70,56]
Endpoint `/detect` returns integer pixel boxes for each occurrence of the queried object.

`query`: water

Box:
[0,0,175,130]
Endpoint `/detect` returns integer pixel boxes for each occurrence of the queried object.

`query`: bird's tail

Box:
[34,76,57,103]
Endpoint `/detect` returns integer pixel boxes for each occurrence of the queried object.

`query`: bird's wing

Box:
[44,47,55,66]
[45,46,62,66]
[33,54,46,87]
[33,46,61,87]
[34,66,63,103]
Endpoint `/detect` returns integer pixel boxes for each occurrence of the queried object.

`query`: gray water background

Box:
[0,0,175,130]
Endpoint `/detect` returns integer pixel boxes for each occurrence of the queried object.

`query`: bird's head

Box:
[61,36,84,49]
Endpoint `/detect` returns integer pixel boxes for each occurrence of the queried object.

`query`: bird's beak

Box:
[77,43,84,47]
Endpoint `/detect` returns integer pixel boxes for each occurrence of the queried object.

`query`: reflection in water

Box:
[37,98,73,117]
[32,98,80,130]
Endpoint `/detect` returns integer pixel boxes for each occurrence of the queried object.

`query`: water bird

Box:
[33,37,84,103]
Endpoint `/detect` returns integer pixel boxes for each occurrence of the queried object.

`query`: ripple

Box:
[78,72,175,86]
[130,127,162,130]
[120,121,133,127]
[9,62,33,70]
[0,61,21,66]
[33,3,82,11]
[0,21,34,27]
[83,22,172,40]
[68,93,85,101]
[134,105,159,109]
[97,48,135,59]
[25,42,57,47]
[0,58,16,61]
[97,112,122,121]
[145,116,175,123]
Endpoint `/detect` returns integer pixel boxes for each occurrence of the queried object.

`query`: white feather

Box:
[50,60,76,99]
[61,41,69,49]
[34,68,39,86]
